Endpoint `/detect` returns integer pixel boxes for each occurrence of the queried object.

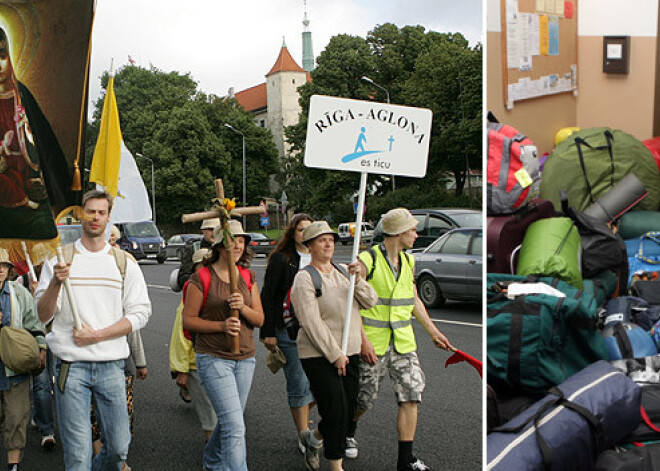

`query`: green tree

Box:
[86,65,279,230]
[402,40,482,195]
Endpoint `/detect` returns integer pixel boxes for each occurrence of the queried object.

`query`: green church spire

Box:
[302,0,314,72]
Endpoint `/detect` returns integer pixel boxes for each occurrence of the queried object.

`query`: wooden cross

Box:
[182,178,265,354]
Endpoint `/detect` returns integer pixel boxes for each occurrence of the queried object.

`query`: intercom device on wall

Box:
[603,36,630,74]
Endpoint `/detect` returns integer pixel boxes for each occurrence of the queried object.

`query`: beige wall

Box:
[266,70,307,159]
[487,31,578,155]
[577,36,658,140]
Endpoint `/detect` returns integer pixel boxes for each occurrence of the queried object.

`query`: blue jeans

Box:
[276,328,314,408]
[32,351,55,436]
[197,354,256,471]
[55,360,130,471]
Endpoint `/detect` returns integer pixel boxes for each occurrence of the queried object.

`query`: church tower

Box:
[302,0,314,72]
[266,39,309,159]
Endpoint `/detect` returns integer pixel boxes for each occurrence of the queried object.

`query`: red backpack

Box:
[487,122,539,215]
[182,266,253,341]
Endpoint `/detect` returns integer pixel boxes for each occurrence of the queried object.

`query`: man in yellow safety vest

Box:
[345,207,452,471]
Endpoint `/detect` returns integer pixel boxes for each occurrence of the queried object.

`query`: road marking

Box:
[148,284,176,291]
[431,318,481,328]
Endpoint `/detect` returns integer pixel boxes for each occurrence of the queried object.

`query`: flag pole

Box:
[56,246,82,330]
[341,172,368,354]
[20,241,37,283]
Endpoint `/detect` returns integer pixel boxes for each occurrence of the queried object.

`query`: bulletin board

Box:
[501,0,578,109]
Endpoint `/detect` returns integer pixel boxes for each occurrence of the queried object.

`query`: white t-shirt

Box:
[298,251,311,269]
[35,240,151,362]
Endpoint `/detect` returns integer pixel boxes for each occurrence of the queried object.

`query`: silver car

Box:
[414,227,482,308]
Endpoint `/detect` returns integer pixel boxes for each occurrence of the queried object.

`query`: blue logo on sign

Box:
[342,127,391,163]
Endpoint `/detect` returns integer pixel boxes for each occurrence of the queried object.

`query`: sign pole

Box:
[341,171,368,354]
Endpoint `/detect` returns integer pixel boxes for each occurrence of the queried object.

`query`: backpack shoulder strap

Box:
[302,265,323,297]
[198,266,212,310]
[237,266,253,291]
[109,246,134,282]
[365,246,377,281]
[402,251,414,271]
[332,262,349,279]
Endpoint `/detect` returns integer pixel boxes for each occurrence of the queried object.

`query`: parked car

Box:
[116,221,167,263]
[372,208,482,251]
[166,234,202,261]
[57,224,82,245]
[414,227,482,308]
[247,232,277,256]
[338,222,375,245]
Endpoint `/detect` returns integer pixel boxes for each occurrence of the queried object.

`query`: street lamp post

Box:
[135,153,156,225]
[224,123,247,227]
[360,76,395,191]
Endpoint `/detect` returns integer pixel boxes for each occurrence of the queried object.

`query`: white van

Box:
[337,222,374,245]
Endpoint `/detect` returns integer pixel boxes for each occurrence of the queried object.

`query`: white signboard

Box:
[304,95,432,178]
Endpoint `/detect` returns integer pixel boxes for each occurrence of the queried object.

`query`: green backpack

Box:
[487,273,611,393]
[540,127,660,212]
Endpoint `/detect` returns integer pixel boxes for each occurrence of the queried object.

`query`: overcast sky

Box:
[89,0,482,111]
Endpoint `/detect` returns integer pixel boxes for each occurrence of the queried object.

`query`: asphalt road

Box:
[18,245,482,470]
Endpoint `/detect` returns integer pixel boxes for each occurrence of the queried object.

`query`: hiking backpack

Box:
[487,122,540,215]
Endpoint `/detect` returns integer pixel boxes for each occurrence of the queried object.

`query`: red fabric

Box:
[445,349,482,378]
[640,405,660,433]
[12,260,28,277]
[643,137,660,174]
[0,94,31,208]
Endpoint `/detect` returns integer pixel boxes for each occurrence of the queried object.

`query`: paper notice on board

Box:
[519,77,532,98]
[507,17,522,69]
[554,0,565,16]
[508,83,521,103]
[531,14,540,55]
[539,15,549,55]
[535,0,545,12]
[548,16,559,55]
[506,0,518,22]
[519,13,532,70]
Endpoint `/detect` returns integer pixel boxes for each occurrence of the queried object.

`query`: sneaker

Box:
[345,437,358,459]
[298,436,306,455]
[298,429,322,471]
[40,434,56,450]
[399,457,431,471]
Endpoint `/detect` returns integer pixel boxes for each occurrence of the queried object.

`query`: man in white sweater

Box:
[36,190,151,471]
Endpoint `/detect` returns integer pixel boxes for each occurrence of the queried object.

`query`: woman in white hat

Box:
[182,221,264,471]
[290,221,377,471]
[0,248,47,471]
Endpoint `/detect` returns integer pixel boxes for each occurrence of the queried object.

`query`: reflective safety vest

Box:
[359,245,417,355]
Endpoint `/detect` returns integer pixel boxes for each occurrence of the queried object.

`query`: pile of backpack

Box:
[486,117,660,470]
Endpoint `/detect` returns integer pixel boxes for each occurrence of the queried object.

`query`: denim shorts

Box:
[277,328,314,408]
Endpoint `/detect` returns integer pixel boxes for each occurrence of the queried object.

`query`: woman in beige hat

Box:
[291,221,377,471]
[182,220,264,471]
[0,248,47,471]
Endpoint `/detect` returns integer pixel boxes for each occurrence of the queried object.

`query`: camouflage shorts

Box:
[357,346,425,411]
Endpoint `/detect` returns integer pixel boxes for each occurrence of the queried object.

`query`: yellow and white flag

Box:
[90,76,123,197]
